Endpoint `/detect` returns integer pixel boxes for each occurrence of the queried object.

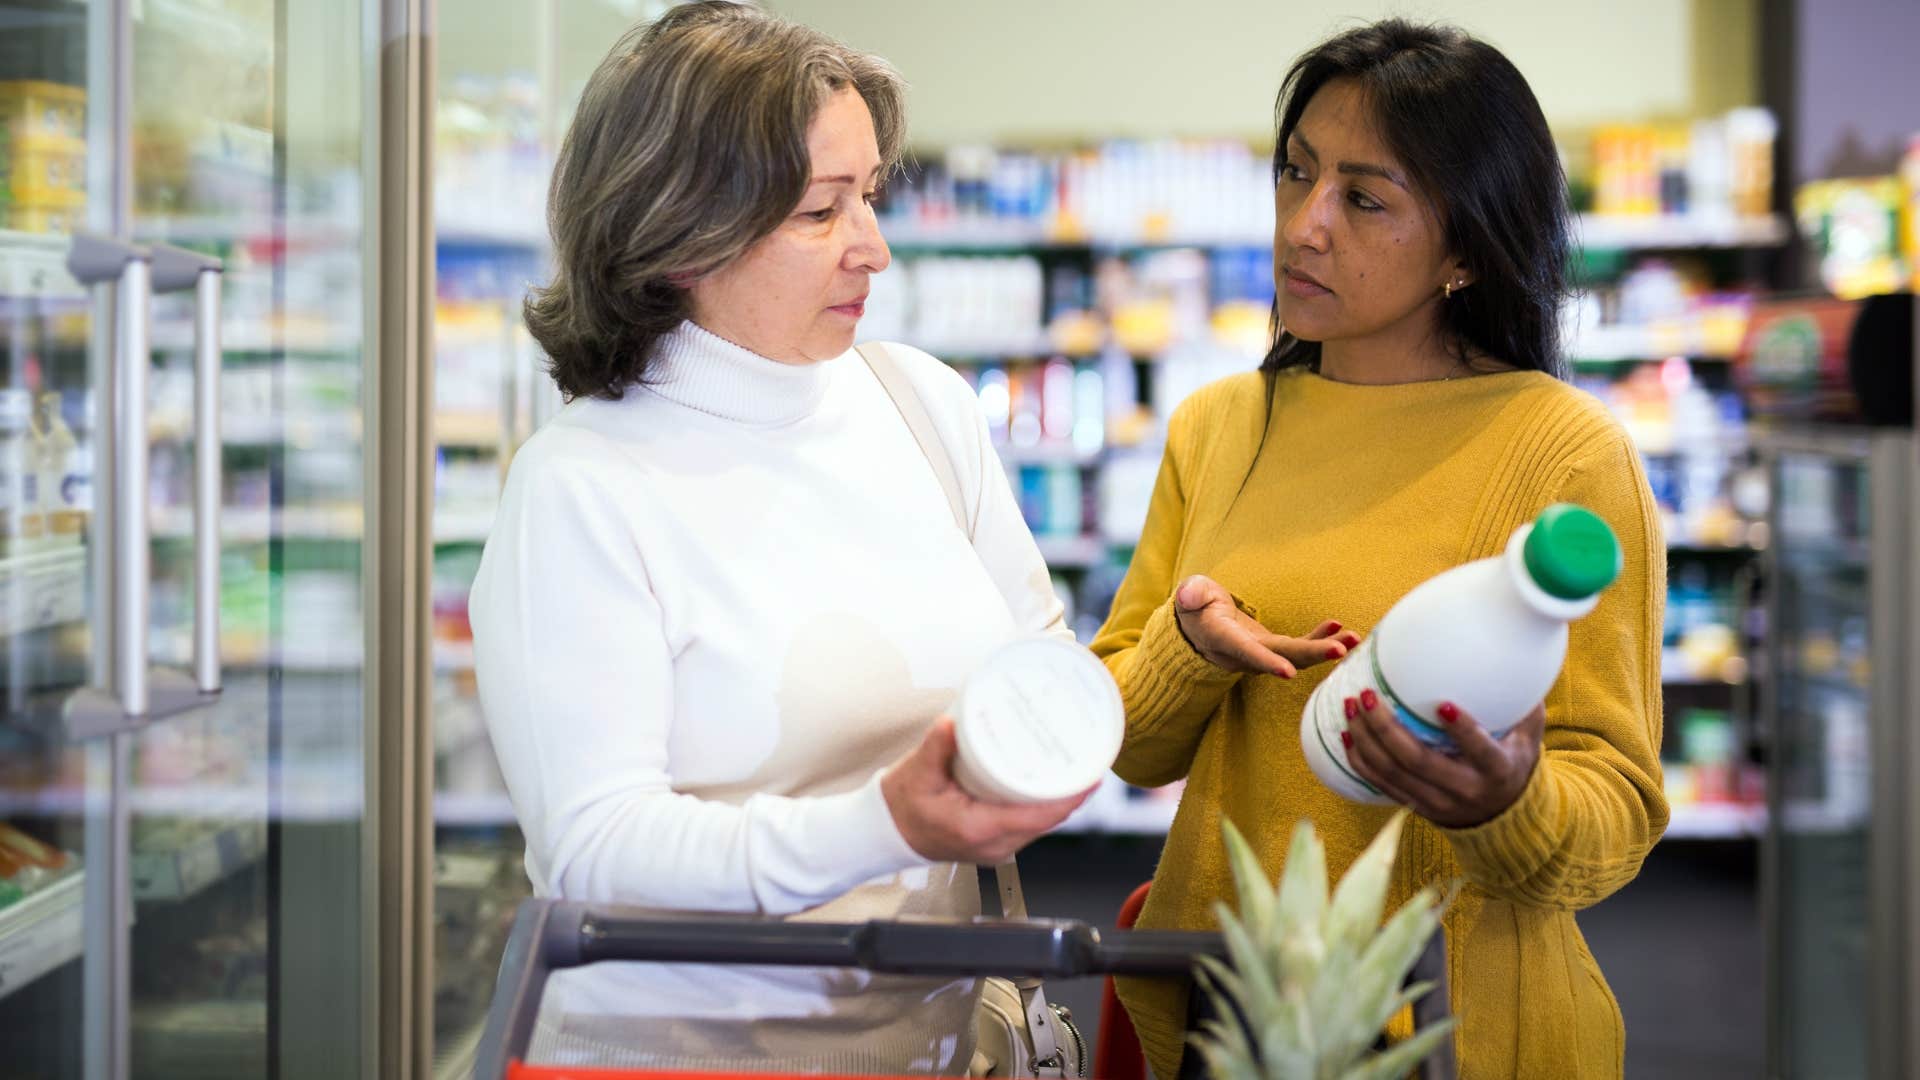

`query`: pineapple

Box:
[1189,811,1455,1080]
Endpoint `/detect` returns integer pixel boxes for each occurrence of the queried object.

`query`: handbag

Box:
[966,861,1089,1078]
[855,342,1090,1079]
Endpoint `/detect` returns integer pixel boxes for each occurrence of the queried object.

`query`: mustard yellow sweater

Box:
[1093,367,1668,1080]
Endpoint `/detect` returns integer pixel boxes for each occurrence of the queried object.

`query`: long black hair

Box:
[1263,20,1570,380]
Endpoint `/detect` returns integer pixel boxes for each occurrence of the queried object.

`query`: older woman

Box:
[468,2,1156,1071]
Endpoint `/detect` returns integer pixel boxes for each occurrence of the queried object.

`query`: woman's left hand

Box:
[1342,692,1546,828]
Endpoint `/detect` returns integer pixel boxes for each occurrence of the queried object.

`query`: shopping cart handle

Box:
[472,899,1228,1079]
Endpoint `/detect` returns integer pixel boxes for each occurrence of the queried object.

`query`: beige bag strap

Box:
[857,341,1067,1074]
[856,341,973,540]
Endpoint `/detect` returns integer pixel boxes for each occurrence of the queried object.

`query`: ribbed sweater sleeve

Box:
[1441,430,1670,908]
[1092,386,1245,787]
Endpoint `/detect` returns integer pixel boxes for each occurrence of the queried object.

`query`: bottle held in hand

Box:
[1302,503,1624,803]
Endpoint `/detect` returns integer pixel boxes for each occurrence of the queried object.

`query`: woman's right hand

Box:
[880,717,1095,864]
[1173,574,1360,677]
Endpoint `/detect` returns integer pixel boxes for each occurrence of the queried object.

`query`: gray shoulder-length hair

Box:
[524,1,907,400]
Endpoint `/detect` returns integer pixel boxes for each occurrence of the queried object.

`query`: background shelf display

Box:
[0,229,85,300]
[131,821,268,903]
[0,870,84,1002]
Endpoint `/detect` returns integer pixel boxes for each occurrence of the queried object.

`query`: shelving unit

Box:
[0,871,84,1002]
[131,820,268,903]
[877,213,1790,256]
[0,547,86,635]
[0,229,85,300]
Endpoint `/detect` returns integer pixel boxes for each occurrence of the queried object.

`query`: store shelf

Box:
[1667,541,1762,557]
[920,337,1064,359]
[881,218,1279,252]
[1567,322,1743,364]
[0,229,84,301]
[434,640,475,672]
[0,870,85,1002]
[153,504,492,546]
[1780,801,1869,835]
[996,443,1104,468]
[433,508,495,545]
[152,412,362,448]
[880,213,1788,254]
[434,790,517,827]
[1666,802,1767,839]
[0,546,87,636]
[151,324,360,354]
[437,223,547,250]
[437,412,506,448]
[1034,535,1110,569]
[1573,213,1790,251]
[152,505,361,543]
[132,820,268,902]
[136,213,353,246]
[0,775,357,824]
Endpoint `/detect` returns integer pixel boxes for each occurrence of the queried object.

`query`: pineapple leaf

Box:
[1274,819,1329,985]
[1221,818,1278,939]
[1317,890,1441,1063]
[1193,955,1256,1032]
[1188,964,1261,1080]
[1352,903,1443,1038]
[1254,985,1316,1080]
[1324,811,1407,957]
[1211,908,1288,1026]
[1331,1019,1458,1080]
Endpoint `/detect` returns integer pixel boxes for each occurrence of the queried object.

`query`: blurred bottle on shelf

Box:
[1588,108,1776,221]
[0,388,43,556]
[881,139,1274,244]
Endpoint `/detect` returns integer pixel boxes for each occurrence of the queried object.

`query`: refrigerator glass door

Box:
[1767,437,1875,1079]
[123,1,372,1074]
[0,0,107,1073]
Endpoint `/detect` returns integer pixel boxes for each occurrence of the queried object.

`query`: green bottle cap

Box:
[1522,503,1621,600]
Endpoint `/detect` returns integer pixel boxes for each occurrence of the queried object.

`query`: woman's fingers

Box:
[1352,698,1480,793]
[1345,702,1463,813]
[1266,632,1348,667]
[1201,610,1294,677]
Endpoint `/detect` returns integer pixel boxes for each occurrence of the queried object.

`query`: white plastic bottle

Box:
[0,389,39,555]
[35,393,82,548]
[1301,503,1623,804]
[952,636,1124,804]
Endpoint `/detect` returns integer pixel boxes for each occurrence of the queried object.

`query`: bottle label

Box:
[1303,635,1453,799]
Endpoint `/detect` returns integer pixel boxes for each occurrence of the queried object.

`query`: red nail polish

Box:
[1344,697,1358,720]
[1360,689,1379,711]
[1438,702,1460,724]
[1340,731,1352,748]
[1327,621,1342,633]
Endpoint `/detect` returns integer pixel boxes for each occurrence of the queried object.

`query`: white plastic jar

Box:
[952,636,1124,804]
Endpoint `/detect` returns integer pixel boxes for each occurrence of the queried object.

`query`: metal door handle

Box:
[66,234,152,716]
[62,236,222,738]
[151,244,223,694]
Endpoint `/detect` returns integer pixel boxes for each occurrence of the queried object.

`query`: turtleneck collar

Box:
[641,320,838,426]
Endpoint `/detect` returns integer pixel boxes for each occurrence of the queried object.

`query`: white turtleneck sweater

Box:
[468,321,1069,1072]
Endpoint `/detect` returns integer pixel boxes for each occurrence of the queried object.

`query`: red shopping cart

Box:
[470,898,1454,1080]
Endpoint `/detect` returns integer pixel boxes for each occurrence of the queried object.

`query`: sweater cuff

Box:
[1439,755,1563,888]
[1130,597,1244,719]
[838,771,930,879]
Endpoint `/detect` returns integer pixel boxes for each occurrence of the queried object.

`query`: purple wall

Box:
[1792,0,1920,183]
